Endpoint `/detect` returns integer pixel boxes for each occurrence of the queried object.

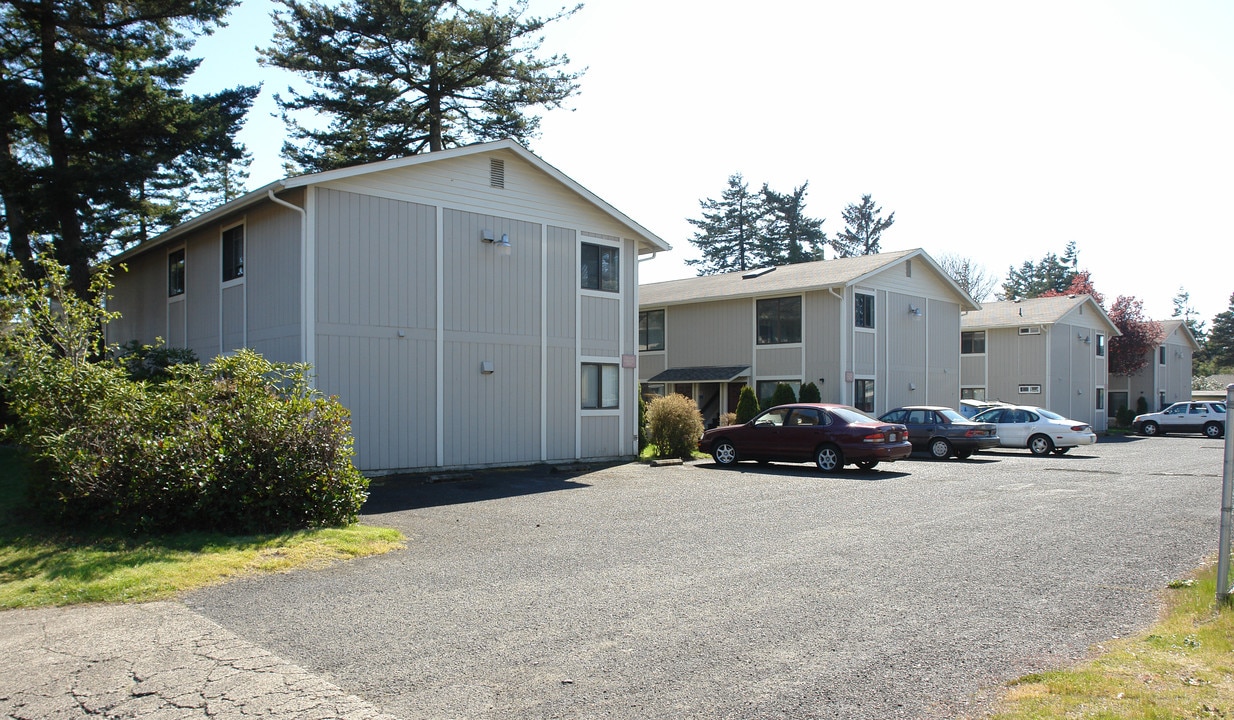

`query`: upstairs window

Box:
[1159,346,1166,365]
[757,296,802,345]
[639,310,665,352]
[961,330,985,354]
[581,242,619,292]
[168,249,185,297]
[222,225,245,282]
[855,293,875,329]
[1096,333,1106,357]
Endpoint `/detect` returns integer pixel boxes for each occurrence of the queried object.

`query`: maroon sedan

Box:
[698,403,912,472]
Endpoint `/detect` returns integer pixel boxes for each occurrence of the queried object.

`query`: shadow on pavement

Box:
[696,461,911,482]
[361,464,595,514]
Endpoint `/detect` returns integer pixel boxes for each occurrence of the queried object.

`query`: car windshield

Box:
[938,409,967,422]
[1215,403,1227,413]
[829,406,879,424]
[1035,408,1064,420]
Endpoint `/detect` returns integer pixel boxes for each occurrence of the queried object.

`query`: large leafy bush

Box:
[0,260,368,534]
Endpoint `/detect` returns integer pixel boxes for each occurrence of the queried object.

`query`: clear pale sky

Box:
[186,0,1234,326]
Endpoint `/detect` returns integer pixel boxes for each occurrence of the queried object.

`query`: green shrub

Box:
[799,382,821,403]
[115,340,198,381]
[1116,406,1135,428]
[770,382,797,407]
[645,393,704,460]
[637,390,648,452]
[735,386,760,424]
[0,259,368,534]
[1136,395,1149,414]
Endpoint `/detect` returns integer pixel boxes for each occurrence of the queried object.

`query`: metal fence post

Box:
[1218,384,1234,604]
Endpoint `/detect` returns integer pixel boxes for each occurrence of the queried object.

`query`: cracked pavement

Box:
[0,601,400,719]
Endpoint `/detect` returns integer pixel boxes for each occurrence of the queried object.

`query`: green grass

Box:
[0,446,404,608]
[989,562,1234,719]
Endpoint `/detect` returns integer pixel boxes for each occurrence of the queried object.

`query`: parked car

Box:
[1134,401,1227,438]
[698,403,912,472]
[958,399,1009,419]
[879,406,1000,459]
[969,405,1097,456]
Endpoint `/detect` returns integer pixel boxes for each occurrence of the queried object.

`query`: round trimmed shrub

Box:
[645,393,705,460]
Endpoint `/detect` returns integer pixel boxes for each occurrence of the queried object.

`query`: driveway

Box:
[180,435,1224,719]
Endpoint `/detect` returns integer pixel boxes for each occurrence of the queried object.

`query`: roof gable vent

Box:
[490,158,505,188]
[742,267,775,279]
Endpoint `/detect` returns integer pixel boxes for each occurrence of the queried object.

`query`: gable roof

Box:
[112,139,669,263]
[961,295,1120,335]
[639,249,980,309]
[1159,318,1202,351]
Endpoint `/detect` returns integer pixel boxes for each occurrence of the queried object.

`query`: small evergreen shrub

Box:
[637,390,649,452]
[799,382,821,403]
[1116,406,1135,428]
[1136,396,1149,414]
[645,393,704,460]
[735,386,760,424]
[770,382,797,407]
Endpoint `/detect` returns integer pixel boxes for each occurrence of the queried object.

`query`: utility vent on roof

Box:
[490,158,505,188]
[742,267,775,279]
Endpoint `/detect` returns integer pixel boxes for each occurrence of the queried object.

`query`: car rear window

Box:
[829,406,879,424]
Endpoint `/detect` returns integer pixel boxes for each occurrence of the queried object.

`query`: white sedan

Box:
[970,405,1098,456]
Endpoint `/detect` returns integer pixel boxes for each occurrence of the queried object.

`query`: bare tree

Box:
[935,253,998,302]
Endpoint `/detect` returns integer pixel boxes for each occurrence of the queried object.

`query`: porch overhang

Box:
[647,366,751,383]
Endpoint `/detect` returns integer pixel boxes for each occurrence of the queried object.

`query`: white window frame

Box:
[580,239,620,294]
[1018,326,1041,336]
[221,221,246,287]
[854,291,876,330]
[1019,384,1042,394]
[961,330,986,355]
[581,361,621,411]
[639,308,665,353]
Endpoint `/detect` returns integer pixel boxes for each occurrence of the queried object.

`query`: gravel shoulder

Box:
[182,435,1224,719]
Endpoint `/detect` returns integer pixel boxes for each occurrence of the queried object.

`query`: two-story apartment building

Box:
[637,249,979,424]
[1107,318,1198,416]
[107,140,670,473]
[959,295,1119,431]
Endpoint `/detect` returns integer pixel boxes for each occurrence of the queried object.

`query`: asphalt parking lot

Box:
[187,434,1226,719]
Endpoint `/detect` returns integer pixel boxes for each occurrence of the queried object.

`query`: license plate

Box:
[889,433,898,442]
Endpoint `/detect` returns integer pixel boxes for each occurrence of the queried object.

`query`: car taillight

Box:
[1071,425,1089,432]
[862,432,886,443]
[965,428,983,437]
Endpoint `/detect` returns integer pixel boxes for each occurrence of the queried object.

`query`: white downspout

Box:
[267,188,308,365]
[829,287,846,405]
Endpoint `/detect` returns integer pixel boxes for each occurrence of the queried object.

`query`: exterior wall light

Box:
[481,229,512,256]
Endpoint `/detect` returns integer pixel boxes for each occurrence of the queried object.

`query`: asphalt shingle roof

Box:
[960,295,1116,332]
[639,250,919,307]
[647,366,750,383]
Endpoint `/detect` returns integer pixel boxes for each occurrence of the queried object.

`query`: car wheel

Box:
[1204,422,1224,439]
[954,450,973,460]
[1140,421,1159,436]
[815,444,843,473]
[1029,434,1054,456]
[928,438,951,459]
[855,460,879,471]
[712,440,738,467]
[1052,447,1071,455]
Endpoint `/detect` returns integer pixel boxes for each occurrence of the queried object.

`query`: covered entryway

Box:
[648,366,750,429]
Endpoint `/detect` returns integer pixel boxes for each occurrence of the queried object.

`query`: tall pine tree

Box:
[262,0,583,173]
[999,241,1079,300]
[832,194,895,257]
[686,174,767,275]
[1205,293,1234,371]
[758,183,827,266]
[1,0,256,295]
